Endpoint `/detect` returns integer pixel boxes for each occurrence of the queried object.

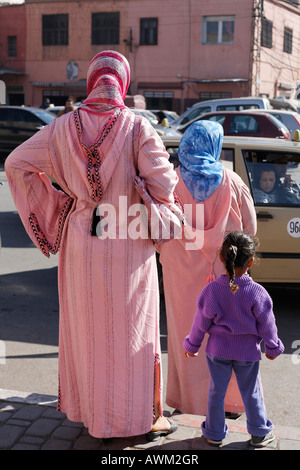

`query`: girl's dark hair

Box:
[221,232,259,293]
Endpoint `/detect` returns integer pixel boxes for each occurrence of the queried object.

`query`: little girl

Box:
[183,231,284,447]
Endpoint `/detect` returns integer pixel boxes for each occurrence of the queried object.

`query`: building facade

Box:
[0,0,300,112]
[0,1,26,105]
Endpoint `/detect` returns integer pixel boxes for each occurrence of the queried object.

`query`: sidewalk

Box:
[1,389,300,451]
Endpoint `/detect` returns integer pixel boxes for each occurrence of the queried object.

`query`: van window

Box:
[244,150,300,206]
[217,104,260,111]
[181,106,211,125]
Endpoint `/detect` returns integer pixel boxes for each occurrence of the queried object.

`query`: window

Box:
[11,109,41,124]
[181,106,211,125]
[7,36,17,57]
[228,115,260,134]
[244,150,300,206]
[205,114,227,126]
[202,16,234,44]
[92,12,120,45]
[140,18,158,45]
[217,104,260,111]
[261,18,272,48]
[283,27,293,54]
[42,14,68,46]
[199,92,232,101]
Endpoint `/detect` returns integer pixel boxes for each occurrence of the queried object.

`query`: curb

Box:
[1,389,300,451]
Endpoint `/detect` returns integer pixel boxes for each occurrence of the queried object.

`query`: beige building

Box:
[1,0,300,112]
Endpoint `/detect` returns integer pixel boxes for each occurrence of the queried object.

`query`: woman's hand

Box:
[184,350,198,358]
[265,353,276,360]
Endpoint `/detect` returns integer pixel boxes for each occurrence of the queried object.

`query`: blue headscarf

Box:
[178,120,224,202]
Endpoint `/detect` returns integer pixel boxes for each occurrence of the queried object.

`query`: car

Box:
[161,134,300,283]
[170,97,271,130]
[0,106,55,157]
[130,108,181,137]
[177,110,291,139]
[46,105,65,116]
[244,109,300,137]
[149,109,180,125]
[46,102,79,116]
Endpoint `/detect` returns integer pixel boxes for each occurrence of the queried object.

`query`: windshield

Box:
[30,108,56,124]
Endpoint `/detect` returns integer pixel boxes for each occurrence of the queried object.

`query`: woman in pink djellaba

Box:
[159,120,257,418]
[5,51,178,440]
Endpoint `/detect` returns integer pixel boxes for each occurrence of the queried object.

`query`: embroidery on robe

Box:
[74,108,122,203]
[29,197,73,257]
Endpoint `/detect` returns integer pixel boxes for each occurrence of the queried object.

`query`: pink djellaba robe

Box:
[5,108,178,438]
[159,166,257,416]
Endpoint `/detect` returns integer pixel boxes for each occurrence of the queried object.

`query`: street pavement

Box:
[1,388,300,451]
[1,165,300,453]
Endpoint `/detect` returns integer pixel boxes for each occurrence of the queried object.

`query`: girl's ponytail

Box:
[225,245,239,293]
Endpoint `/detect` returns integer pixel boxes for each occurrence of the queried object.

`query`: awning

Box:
[182,78,248,83]
[0,67,25,76]
[33,79,87,95]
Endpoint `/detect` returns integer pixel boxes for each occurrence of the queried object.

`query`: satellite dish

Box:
[66,62,78,80]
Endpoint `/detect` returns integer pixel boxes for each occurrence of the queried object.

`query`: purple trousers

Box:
[202,354,273,441]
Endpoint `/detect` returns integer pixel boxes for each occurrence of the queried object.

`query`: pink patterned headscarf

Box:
[81,50,130,114]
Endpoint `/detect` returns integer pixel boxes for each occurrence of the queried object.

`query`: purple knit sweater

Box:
[183,275,284,361]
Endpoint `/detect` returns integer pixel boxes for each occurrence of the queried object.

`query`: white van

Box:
[171,97,271,130]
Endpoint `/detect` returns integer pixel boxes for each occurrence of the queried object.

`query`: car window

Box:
[220,148,234,171]
[228,115,260,134]
[0,108,13,123]
[11,109,41,124]
[181,106,211,125]
[244,150,300,206]
[270,113,283,123]
[204,114,226,125]
[30,108,55,125]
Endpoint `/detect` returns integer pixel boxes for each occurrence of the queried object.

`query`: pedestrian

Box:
[56,98,75,117]
[252,163,299,205]
[40,97,50,109]
[5,50,178,440]
[183,231,284,447]
[159,120,257,416]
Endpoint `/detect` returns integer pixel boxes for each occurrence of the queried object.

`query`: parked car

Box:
[0,106,55,156]
[244,109,300,137]
[170,97,271,130]
[46,103,79,116]
[150,109,180,124]
[177,110,291,139]
[161,134,300,283]
[130,108,181,137]
[46,105,65,116]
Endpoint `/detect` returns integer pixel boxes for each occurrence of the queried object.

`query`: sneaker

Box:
[250,432,275,447]
[207,438,223,447]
